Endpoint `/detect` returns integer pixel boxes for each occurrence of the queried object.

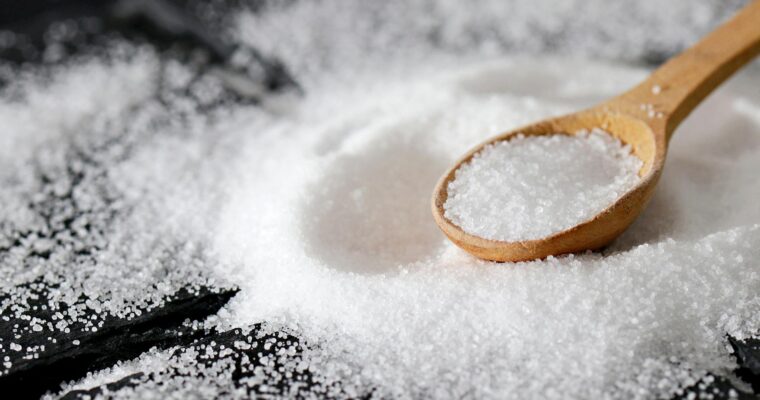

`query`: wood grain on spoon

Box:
[432,0,760,262]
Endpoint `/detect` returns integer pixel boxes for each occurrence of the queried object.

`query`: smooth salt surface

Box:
[443,130,642,241]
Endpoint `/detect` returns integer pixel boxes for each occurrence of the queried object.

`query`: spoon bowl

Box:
[432,0,760,262]
[433,110,664,262]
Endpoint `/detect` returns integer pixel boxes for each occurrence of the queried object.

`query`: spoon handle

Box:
[612,0,760,139]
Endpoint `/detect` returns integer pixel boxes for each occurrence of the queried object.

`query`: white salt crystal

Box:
[2,1,758,398]
[443,130,642,241]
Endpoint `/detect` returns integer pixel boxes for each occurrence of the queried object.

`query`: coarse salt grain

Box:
[1,1,756,398]
[443,130,642,241]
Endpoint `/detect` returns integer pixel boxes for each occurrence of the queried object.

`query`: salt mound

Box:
[2,0,757,397]
[212,59,760,399]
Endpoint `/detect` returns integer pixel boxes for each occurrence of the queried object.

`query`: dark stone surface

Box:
[730,335,760,393]
[57,324,368,399]
[0,0,298,96]
[0,283,238,400]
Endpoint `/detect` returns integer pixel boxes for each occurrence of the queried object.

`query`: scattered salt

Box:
[640,102,663,119]
[1,1,758,399]
[443,130,642,241]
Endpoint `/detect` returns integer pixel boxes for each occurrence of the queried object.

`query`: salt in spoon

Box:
[432,0,760,262]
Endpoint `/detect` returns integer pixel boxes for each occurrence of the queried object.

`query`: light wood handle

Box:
[614,0,760,139]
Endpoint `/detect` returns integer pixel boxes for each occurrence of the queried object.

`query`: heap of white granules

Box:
[443,130,642,241]
[0,1,757,399]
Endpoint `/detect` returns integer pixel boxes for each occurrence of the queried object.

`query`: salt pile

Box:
[443,130,642,241]
[0,46,238,372]
[1,0,759,399]
[206,58,760,399]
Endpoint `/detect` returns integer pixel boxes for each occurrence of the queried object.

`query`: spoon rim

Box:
[431,110,667,261]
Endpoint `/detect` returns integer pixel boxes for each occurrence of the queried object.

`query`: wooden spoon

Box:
[432,0,760,262]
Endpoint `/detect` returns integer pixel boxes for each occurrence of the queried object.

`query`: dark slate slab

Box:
[0,0,299,97]
[0,283,238,399]
[730,335,760,393]
[57,324,368,399]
